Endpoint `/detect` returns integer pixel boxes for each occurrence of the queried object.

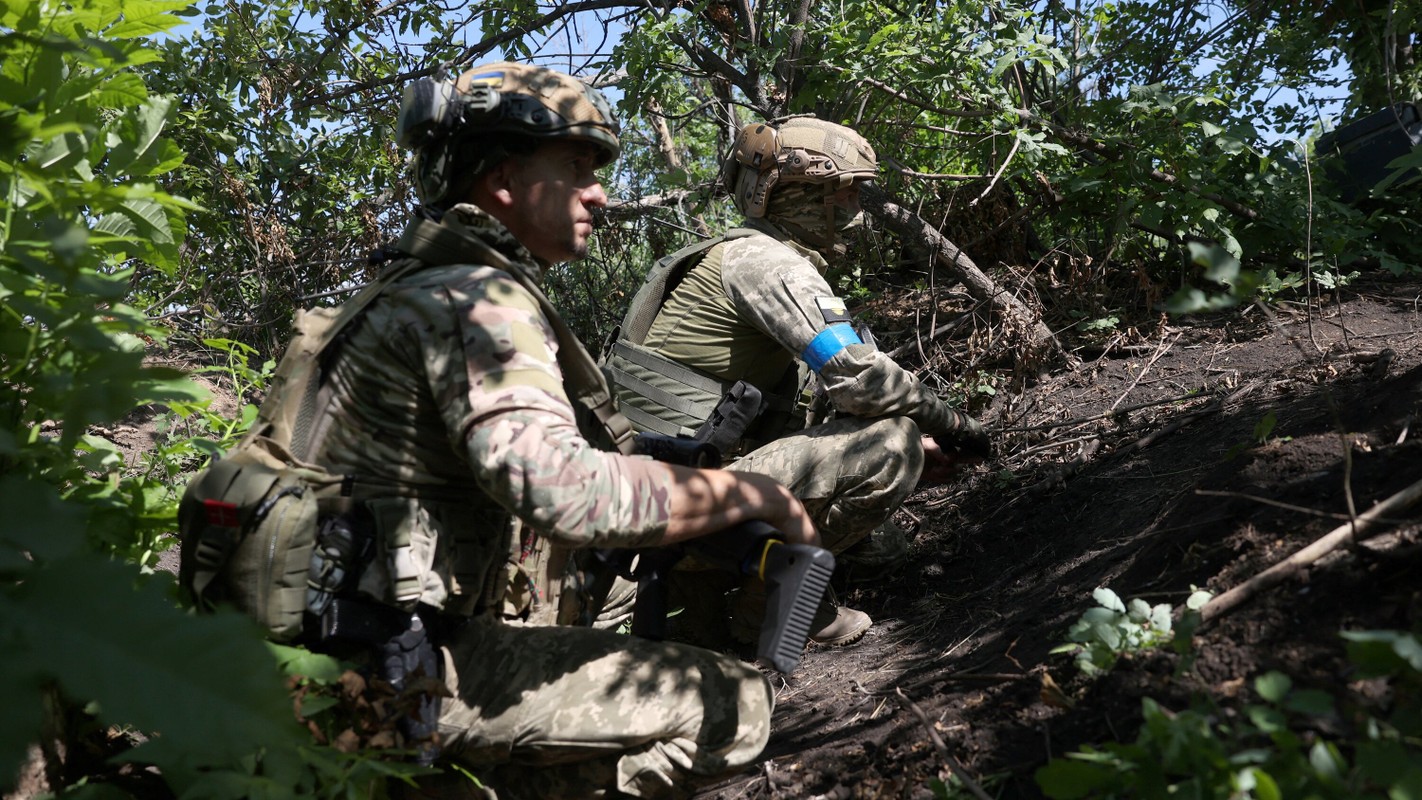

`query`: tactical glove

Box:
[934,409,993,461]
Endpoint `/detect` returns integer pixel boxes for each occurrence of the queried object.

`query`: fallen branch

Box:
[860,183,1062,366]
[894,688,993,800]
[1200,476,1422,624]
[1000,390,1209,433]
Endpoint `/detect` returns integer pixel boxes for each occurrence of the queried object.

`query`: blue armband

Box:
[800,324,863,373]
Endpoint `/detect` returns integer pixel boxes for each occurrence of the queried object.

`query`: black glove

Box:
[934,409,993,460]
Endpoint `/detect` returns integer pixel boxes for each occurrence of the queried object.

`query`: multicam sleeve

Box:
[719,236,958,436]
[425,267,671,548]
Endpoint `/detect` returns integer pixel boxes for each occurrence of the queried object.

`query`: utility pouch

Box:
[694,380,766,457]
[178,435,347,642]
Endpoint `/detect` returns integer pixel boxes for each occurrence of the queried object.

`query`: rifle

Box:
[595,432,835,674]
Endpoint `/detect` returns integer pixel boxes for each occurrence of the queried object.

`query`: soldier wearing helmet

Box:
[301,63,813,798]
[605,117,990,649]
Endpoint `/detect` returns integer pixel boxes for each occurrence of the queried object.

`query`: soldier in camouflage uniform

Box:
[605,118,991,647]
[308,63,818,799]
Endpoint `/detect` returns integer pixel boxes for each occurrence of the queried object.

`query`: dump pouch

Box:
[178,435,347,641]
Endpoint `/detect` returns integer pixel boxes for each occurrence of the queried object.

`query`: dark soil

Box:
[695,275,1422,799]
[13,277,1421,800]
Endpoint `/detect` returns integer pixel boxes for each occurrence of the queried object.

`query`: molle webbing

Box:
[394,217,637,456]
[606,340,728,437]
[254,256,430,463]
[607,228,794,441]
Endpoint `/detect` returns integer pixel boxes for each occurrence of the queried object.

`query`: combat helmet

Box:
[721,117,876,248]
[396,61,621,208]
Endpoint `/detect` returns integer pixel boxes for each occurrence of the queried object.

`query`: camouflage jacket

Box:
[641,217,959,436]
[314,204,670,616]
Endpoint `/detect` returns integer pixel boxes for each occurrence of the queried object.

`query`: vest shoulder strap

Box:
[616,227,760,347]
[251,256,430,461]
[397,216,637,455]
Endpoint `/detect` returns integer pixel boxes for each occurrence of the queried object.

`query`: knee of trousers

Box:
[850,416,924,497]
[718,662,775,769]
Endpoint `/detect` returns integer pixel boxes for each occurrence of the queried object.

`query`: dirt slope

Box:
[696,275,1422,799]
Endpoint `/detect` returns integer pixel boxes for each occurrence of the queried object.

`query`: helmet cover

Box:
[723,117,876,219]
[400,61,620,208]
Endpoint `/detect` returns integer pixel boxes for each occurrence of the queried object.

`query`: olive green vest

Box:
[605,230,799,445]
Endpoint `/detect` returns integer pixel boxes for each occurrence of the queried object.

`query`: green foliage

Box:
[0,3,425,796]
[1036,632,1422,799]
[1051,587,1211,676]
[1225,410,1290,460]
[4,0,1421,793]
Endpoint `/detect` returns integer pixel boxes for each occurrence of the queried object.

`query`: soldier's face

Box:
[500,141,609,263]
[829,183,861,216]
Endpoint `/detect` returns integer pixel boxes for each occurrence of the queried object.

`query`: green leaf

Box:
[0,619,45,791]
[1255,671,1292,702]
[1189,242,1242,286]
[1344,630,1422,675]
[1284,689,1335,716]
[118,194,174,244]
[1186,590,1212,610]
[1093,586,1125,613]
[8,556,302,765]
[94,71,149,110]
[0,476,87,561]
[104,0,194,38]
[1149,604,1172,633]
[1356,741,1414,786]
[1035,758,1117,799]
[1309,740,1347,785]
[1254,410,1277,443]
[106,96,173,173]
[1390,765,1422,800]
[1241,767,1281,800]
[268,643,346,683]
[1127,598,1151,622]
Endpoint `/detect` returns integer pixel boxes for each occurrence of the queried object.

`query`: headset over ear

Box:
[722,123,782,218]
[395,77,502,150]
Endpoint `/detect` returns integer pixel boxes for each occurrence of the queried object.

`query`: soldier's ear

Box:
[472,157,521,212]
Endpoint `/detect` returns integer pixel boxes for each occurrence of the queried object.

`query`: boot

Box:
[807,587,871,646]
[728,581,871,648]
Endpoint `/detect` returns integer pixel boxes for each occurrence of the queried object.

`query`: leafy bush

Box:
[1036,631,1422,799]
[1050,587,1211,675]
[0,2,369,795]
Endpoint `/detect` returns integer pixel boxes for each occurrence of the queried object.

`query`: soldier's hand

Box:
[934,409,993,461]
[918,436,964,485]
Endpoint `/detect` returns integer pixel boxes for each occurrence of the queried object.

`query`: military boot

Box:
[728,580,871,649]
[806,587,872,646]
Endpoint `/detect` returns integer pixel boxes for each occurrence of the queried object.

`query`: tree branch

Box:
[295,0,654,111]
[860,182,1062,361]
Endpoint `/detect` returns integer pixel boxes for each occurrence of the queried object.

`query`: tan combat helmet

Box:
[397,61,621,208]
[722,117,877,224]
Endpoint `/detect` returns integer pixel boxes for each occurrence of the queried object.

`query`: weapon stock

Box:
[605,433,835,673]
[625,521,834,673]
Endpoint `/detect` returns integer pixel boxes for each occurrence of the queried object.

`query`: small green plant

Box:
[1080,315,1121,335]
[1226,410,1291,460]
[1036,630,1422,799]
[1051,587,1211,675]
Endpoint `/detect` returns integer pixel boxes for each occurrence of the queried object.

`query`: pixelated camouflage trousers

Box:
[421,616,773,799]
[731,415,924,552]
